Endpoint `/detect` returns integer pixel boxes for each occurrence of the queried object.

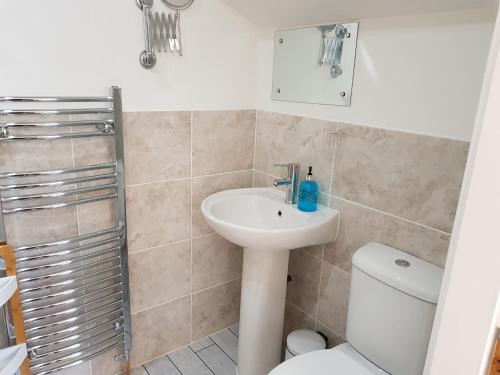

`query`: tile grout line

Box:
[252,110,258,187]
[69,122,90,375]
[165,352,185,375]
[314,262,324,322]
[254,169,281,181]
[190,336,216,353]
[253,169,451,236]
[136,344,193,374]
[228,326,238,339]
[210,337,238,367]
[125,169,254,189]
[192,342,216,353]
[192,347,216,375]
[332,195,452,236]
[190,110,194,344]
[313,264,349,341]
[68,122,82,239]
[192,276,242,296]
[328,127,337,196]
[287,296,347,341]
[286,299,317,323]
[329,262,351,277]
[191,231,216,241]
[210,325,238,339]
[131,277,241,320]
[315,318,347,341]
[132,293,191,315]
[302,247,324,262]
[130,237,192,255]
[191,169,254,180]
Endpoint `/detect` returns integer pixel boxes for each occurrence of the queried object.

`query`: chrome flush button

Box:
[395,259,411,267]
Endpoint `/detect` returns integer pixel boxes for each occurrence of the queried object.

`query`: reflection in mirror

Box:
[272,22,358,106]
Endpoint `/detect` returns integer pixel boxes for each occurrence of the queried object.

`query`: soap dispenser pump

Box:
[298,166,318,212]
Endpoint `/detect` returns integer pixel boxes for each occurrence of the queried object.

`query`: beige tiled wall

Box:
[0,110,255,374]
[253,110,469,348]
[119,110,255,369]
[82,110,254,372]
[0,108,469,374]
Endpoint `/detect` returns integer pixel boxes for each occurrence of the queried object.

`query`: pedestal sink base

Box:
[201,188,340,374]
[237,248,290,375]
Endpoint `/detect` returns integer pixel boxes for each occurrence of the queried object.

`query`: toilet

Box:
[270,242,443,375]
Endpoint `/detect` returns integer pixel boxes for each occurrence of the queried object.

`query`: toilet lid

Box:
[269,344,388,375]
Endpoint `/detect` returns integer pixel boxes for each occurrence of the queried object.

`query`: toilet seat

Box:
[269,343,389,375]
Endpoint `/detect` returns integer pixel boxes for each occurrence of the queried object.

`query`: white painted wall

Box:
[0,2,494,140]
[257,9,496,140]
[424,3,500,373]
[0,0,259,111]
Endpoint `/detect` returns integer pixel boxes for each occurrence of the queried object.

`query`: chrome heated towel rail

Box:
[0,87,132,374]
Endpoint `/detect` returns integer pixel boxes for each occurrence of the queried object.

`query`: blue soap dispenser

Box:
[298,166,318,212]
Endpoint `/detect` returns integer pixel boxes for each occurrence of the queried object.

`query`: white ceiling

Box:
[222,0,498,29]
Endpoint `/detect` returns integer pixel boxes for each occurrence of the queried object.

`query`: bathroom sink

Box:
[201,188,339,375]
[201,187,339,250]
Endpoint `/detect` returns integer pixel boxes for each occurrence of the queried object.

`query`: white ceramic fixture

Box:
[269,242,443,375]
[201,188,340,375]
[0,344,27,375]
[0,276,17,308]
[0,275,27,375]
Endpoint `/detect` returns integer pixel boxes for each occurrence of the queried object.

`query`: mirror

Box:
[160,0,194,10]
[272,22,358,106]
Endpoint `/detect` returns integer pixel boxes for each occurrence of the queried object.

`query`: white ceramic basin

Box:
[201,188,340,375]
[201,188,339,250]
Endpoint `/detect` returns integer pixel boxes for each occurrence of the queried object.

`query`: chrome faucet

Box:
[272,163,300,204]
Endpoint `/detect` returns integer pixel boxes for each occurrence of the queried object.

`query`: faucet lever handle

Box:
[272,163,300,204]
[273,163,300,168]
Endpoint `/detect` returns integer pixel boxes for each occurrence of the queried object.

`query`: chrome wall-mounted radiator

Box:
[0,87,132,374]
